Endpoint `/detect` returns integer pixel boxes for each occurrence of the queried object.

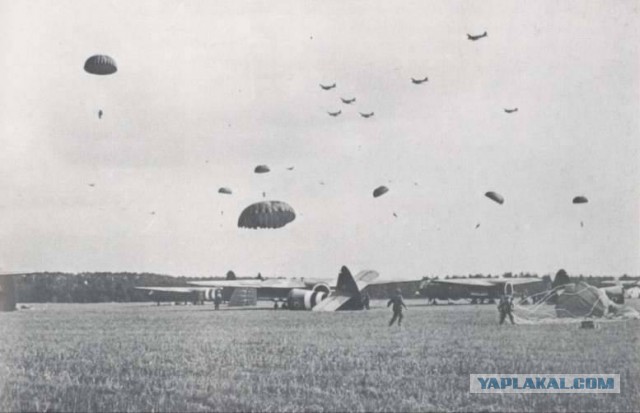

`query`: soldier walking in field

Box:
[361,291,370,310]
[214,290,222,311]
[498,294,515,325]
[387,288,407,327]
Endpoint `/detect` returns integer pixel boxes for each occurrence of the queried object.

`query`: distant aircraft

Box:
[475,223,481,229]
[320,83,336,90]
[135,286,220,305]
[327,110,342,117]
[190,266,418,311]
[341,98,356,104]
[467,31,488,41]
[411,77,429,84]
[504,108,518,113]
[596,280,640,304]
[418,277,549,304]
[88,183,95,187]
[393,212,398,218]
[286,166,295,171]
[359,112,374,118]
[98,110,103,119]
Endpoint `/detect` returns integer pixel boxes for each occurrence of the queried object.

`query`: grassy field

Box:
[0,300,638,412]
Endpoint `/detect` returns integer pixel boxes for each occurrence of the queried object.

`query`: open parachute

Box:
[373,186,389,198]
[485,191,504,205]
[238,201,296,229]
[84,55,118,75]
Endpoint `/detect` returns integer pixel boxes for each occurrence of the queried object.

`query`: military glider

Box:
[190,266,418,311]
[418,277,549,304]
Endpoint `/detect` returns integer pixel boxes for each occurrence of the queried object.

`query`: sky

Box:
[0,0,638,278]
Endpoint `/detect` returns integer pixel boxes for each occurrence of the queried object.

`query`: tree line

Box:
[10,271,639,303]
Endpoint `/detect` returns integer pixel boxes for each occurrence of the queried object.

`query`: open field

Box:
[0,300,639,412]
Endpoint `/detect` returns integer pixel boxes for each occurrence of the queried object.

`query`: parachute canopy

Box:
[572,196,588,204]
[555,282,606,318]
[84,55,117,75]
[373,186,389,198]
[485,191,504,205]
[254,165,270,174]
[238,201,296,229]
[512,281,640,324]
[218,187,232,195]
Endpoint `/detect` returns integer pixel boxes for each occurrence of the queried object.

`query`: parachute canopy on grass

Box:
[218,187,232,195]
[238,201,296,229]
[254,165,270,174]
[84,55,117,75]
[373,186,389,198]
[485,191,504,205]
[572,196,588,204]
[555,282,606,318]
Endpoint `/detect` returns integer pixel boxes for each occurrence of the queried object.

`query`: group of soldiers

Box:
[383,289,515,327]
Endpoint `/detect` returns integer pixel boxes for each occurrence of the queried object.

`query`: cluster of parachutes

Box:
[216,165,297,229]
[482,192,588,205]
[224,168,591,230]
[83,55,590,231]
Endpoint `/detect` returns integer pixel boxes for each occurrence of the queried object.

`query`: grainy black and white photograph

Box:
[0,1,638,412]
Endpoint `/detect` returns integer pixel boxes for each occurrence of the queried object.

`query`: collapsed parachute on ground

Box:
[254,165,270,174]
[373,186,389,198]
[218,187,232,195]
[572,196,588,204]
[238,201,296,229]
[84,55,118,75]
[485,191,504,205]
[555,282,606,318]
[513,281,639,324]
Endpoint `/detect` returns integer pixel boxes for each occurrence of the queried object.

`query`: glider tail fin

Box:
[336,266,360,295]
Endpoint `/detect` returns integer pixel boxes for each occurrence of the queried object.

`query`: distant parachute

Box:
[485,191,504,205]
[238,201,296,229]
[218,187,232,195]
[254,165,270,174]
[373,186,389,198]
[84,55,117,75]
[572,196,588,204]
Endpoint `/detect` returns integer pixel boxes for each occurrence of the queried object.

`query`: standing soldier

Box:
[214,290,222,311]
[361,291,370,310]
[387,288,408,327]
[498,294,515,325]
